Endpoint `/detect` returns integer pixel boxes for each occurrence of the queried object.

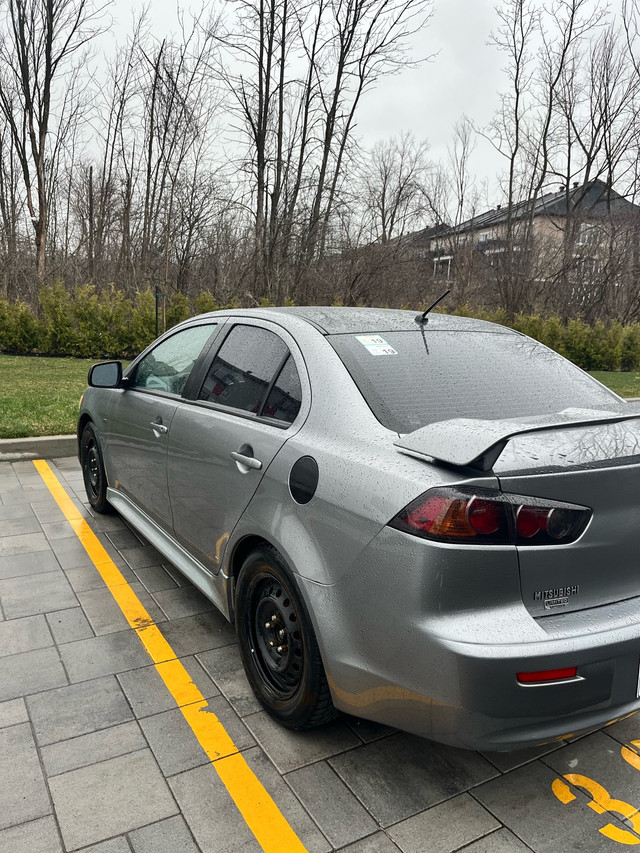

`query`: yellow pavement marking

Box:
[33,459,308,853]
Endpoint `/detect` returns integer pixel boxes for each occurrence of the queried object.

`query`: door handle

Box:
[150,420,168,436]
[230,451,262,470]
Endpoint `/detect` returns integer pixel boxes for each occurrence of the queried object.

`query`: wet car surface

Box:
[76,306,640,751]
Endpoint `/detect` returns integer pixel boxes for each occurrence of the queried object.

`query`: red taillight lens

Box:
[467,497,503,534]
[517,667,577,683]
[389,487,590,546]
[516,506,548,539]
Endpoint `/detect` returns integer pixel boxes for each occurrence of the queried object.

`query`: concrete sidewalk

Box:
[2,457,640,852]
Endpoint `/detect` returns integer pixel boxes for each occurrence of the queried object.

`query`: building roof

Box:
[389,223,451,250]
[407,179,640,247]
[460,179,640,232]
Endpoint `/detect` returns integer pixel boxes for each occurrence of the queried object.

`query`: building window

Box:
[576,223,596,245]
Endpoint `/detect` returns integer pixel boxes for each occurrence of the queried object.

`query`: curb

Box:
[0,434,77,462]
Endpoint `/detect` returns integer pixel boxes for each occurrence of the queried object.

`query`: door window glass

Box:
[199,325,289,414]
[261,356,302,423]
[131,324,216,395]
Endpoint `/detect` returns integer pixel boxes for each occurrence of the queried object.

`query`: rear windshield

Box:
[328,330,619,434]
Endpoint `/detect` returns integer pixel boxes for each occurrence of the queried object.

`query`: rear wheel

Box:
[235,545,337,729]
[80,423,112,514]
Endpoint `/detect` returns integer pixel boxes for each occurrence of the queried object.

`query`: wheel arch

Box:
[230,534,272,580]
[225,521,330,626]
[227,531,323,630]
[77,412,93,456]
[227,534,273,621]
[225,531,332,673]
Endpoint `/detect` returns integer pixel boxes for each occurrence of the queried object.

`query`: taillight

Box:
[389,486,590,546]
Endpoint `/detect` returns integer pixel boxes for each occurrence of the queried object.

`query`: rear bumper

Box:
[325,663,640,752]
[316,626,640,751]
[299,526,640,751]
[372,640,640,752]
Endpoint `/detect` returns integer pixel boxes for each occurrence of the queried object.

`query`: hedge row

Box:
[1,283,640,371]
[451,305,640,371]
[0,283,231,359]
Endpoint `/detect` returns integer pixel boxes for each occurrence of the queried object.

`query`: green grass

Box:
[589,371,640,398]
[0,355,102,438]
[0,355,639,439]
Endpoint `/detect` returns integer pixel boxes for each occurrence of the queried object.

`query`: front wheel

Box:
[235,545,337,729]
[80,423,112,514]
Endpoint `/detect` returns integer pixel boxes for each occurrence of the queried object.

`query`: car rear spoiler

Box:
[394,407,640,472]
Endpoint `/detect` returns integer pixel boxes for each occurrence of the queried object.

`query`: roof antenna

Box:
[415,289,451,325]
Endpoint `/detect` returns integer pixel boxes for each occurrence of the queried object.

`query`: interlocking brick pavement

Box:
[1,455,639,852]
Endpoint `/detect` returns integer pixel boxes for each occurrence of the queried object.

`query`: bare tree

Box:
[137,14,220,291]
[358,132,430,244]
[0,115,23,299]
[216,0,433,303]
[0,0,105,281]
[485,0,606,316]
[542,22,640,318]
[90,17,146,285]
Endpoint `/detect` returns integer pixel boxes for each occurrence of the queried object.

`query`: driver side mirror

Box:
[88,361,123,388]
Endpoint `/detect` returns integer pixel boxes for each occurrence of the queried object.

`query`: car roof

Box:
[205,306,515,336]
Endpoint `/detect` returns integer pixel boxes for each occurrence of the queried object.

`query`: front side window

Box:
[131,324,216,396]
[199,325,295,418]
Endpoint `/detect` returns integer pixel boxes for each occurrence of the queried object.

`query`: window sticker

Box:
[355,335,398,356]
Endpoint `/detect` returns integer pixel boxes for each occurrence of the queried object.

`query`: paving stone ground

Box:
[1,456,640,852]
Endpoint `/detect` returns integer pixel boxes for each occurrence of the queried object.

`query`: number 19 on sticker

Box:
[355,335,398,356]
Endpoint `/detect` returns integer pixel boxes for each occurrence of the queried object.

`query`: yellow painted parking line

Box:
[34,459,308,853]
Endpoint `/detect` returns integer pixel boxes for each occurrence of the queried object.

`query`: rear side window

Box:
[262,356,302,423]
[328,330,619,433]
[199,324,296,419]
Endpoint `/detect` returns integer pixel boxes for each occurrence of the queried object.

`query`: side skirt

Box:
[106,487,232,621]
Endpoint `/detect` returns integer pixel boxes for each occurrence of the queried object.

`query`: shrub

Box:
[127,290,156,355]
[72,284,106,357]
[100,286,138,357]
[165,292,191,329]
[562,319,622,371]
[0,299,43,352]
[193,291,219,315]
[620,325,640,371]
[538,316,567,357]
[39,281,77,355]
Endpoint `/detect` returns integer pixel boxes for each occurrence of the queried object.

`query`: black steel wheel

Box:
[235,545,337,729]
[80,423,112,514]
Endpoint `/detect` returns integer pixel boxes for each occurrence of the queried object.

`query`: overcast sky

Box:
[357,0,504,182]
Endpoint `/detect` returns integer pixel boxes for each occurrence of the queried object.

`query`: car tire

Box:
[235,545,337,729]
[80,423,113,514]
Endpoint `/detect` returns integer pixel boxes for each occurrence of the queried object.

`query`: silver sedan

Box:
[78,306,640,750]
